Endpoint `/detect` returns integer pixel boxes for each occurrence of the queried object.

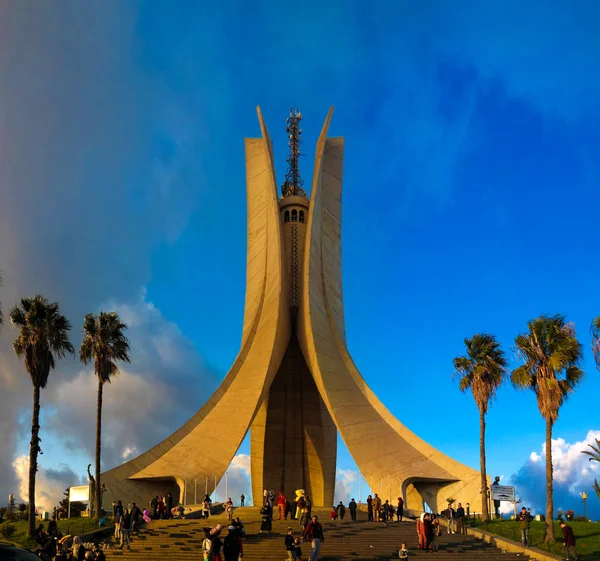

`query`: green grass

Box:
[0,518,101,549]
[473,519,600,560]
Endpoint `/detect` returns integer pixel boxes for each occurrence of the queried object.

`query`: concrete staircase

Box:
[104,507,533,560]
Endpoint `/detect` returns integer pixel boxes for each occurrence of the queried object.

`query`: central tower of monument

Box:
[101,107,484,512]
[249,108,337,506]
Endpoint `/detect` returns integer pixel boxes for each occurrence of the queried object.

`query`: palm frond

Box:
[511,365,533,389]
[80,311,131,383]
[10,295,74,388]
[581,438,600,463]
[512,314,585,421]
[453,333,507,411]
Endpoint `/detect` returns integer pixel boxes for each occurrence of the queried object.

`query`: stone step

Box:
[99,513,533,561]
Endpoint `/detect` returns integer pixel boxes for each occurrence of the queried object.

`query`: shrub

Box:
[0,522,17,539]
[565,510,575,521]
[574,515,588,522]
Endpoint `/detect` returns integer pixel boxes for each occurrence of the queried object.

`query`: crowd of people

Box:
[29,490,580,561]
[31,519,107,561]
[202,520,246,561]
[365,494,405,523]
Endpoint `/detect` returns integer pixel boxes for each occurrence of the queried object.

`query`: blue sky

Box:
[0,0,599,517]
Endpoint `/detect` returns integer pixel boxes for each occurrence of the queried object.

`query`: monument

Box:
[101,107,483,512]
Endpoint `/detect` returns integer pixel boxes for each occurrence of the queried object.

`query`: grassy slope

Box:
[474,519,600,560]
[1,518,99,549]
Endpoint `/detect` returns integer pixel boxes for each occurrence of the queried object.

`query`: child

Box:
[329,506,338,520]
[284,527,295,560]
[294,537,303,561]
[202,529,212,561]
[399,543,409,559]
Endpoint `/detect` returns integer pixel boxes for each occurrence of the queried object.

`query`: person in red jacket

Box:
[277,491,287,520]
[560,521,577,560]
[303,516,325,561]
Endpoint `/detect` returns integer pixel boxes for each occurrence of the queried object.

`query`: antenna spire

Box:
[282,107,307,198]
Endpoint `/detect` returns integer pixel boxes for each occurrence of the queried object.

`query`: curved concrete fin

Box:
[101,110,291,507]
[297,112,483,512]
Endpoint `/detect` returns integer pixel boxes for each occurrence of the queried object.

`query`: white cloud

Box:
[334,469,360,505]
[508,430,600,519]
[13,455,85,514]
[122,447,138,461]
[214,454,252,506]
[530,452,542,463]
[41,291,219,472]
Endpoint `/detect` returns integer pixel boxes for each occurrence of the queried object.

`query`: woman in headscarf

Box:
[70,536,86,561]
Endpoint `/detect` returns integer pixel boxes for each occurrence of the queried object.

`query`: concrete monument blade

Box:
[101,107,483,513]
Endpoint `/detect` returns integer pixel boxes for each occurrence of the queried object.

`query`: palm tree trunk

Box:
[95,379,103,518]
[28,384,41,538]
[480,408,489,522]
[544,416,555,542]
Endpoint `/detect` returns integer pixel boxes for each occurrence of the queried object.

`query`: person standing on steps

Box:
[223,525,244,561]
[260,501,273,532]
[114,500,123,540]
[455,502,466,535]
[396,496,404,521]
[293,537,303,561]
[240,493,245,507]
[225,497,234,522]
[300,506,310,531]
[367,495,373,521]
[130,502,142,536]
[284,527,295,561]
[303,515,325,561]
[337,501,346,520]
[202,494,212,519]
[150,495,158,519]
[277,491,287,520]
[166,491,173,519]
[119,508,132,550]
[446,503,456,534]
[382,500,390,525]
[210,525,224,561]
[348,498,357,521]
[372,494,382,522]
[416,513,426,550]
[202,529,213,561]
[431,514,441,552]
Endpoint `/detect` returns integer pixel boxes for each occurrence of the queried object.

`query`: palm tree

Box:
[453,333,507,522]
[10,295,74,537]
[80,311,131,518]
[581,438,600,499]
[591,316,600,370]
[511,314,584,543]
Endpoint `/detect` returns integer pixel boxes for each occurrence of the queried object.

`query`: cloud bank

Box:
[0,1,211,501]
[13,456,85,514]
[508,431,600,519]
